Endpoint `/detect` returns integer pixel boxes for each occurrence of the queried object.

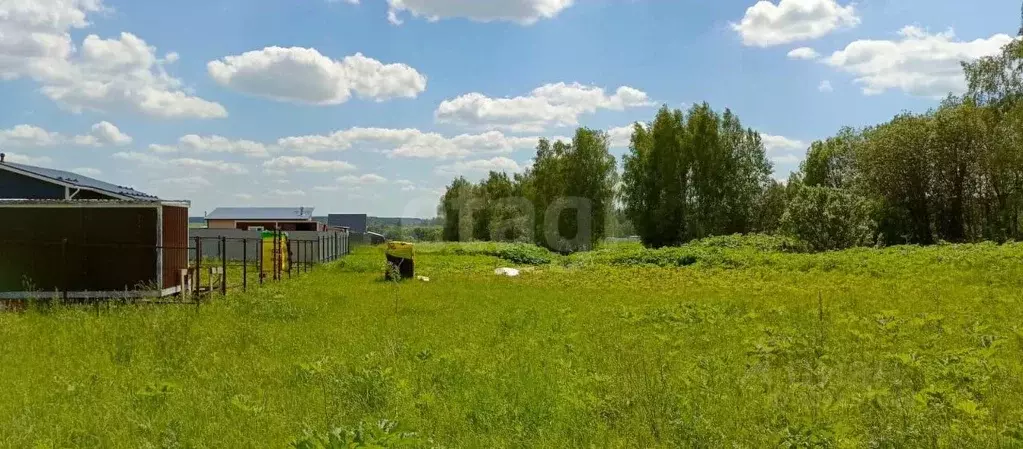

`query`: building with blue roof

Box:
[0,155,191,299]
[205,206,326,231]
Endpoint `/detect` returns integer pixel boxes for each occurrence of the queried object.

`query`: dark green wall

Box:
[0,207,159,293]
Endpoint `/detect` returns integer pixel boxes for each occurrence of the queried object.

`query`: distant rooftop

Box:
[0,161,161,201]
[206,207,315,221]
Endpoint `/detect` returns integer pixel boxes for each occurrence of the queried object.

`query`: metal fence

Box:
[0,230,350,305]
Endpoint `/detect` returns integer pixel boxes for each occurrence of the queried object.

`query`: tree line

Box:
[438,23,1023,252]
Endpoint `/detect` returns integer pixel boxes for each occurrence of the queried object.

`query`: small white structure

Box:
[494,267,520,277]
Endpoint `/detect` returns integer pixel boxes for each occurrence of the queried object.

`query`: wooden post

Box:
[220,236,227,295]
[242,238,247,291]
[195,236,202,300]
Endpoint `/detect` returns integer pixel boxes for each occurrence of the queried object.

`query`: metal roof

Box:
[206,207,315,221]
[0,161,160,201]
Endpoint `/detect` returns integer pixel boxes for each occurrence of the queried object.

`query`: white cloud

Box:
[153,176,212,190]
[435,82,653,132]
[112,152,248,174]
[234,193,254,200]
[337,173,388,184]
[0,125,63,147]
[149,135,269,158]
[3,153,53,165]
[0,0,226,119]
[787,47,821,60]
[1,122,131,147]
[271,189,306,197]
[277,127,539,159]
[435,156,522,175]
[731,0,859,47]
[173,158,248,174]
[386,0,574,25]
[772,153,803,164]
[608,124,640,148]
[825,26,1015,97]
[71,167,102,177]
[263,156,356,173]
[818,80,834,92]
[761,133,807,154]
[72,121,133,146]
[208,47,426,105]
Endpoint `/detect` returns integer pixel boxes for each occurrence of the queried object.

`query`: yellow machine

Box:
[385,241,415,280]
[261,231,289,277]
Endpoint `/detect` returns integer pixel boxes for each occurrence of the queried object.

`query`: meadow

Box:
[2,236,1023,448]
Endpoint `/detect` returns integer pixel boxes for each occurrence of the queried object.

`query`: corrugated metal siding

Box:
[0,206,159,292]
[162,205,189,289]
[327,214,368,233]
[0,169,65,199]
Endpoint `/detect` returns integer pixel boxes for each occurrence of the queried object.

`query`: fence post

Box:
[258,236,264,286]
[242,238,248,291]
[220,236,227,296]
[195,236,202,301]
[287,240,292,279]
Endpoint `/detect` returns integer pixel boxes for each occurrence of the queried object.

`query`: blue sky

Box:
[1,0,1019,217]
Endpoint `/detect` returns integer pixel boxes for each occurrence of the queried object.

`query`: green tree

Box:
[801,127,861,189]
[781,185,875,251]
[439,177,474,241]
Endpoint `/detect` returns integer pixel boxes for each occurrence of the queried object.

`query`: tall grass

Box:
[2,237,1023,447]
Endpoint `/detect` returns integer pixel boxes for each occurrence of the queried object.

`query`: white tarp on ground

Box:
[494,267,520,277]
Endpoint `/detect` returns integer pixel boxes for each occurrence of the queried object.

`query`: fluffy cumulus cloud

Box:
[208,47,427,105]
[761,133,807,154]
[825,26,1015,97]
[818,80,834,92]
[385,0,574,25]
[435,156,522,175]
[262,156,356,173]
[73,121,133,146]
[338,174,388,184]
[607,124,640,148]
[277,127,538,159]
[153,176,213,192]
[113,152,248,174]
[3,153,53,165]
[71,167,103,177]
[787,47,820,60]
[731,0,859,47]
[0,122,131,147]
[0,2,226,118]
[436,82,652,132]
[150,135,269,158]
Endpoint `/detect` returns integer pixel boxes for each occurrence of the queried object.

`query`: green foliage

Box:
[416,241,555,265]
[439,177,473,241]
[781,185,876,251]
[290,419,425,448]
[4,242,1023,447]
[7,242,1023,447]
[621,104,773,247]
[437,129,617,252]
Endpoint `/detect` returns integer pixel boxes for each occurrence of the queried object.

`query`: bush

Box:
[780,186,876,251]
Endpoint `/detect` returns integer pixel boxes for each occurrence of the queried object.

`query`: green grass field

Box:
[3,237,1023,447]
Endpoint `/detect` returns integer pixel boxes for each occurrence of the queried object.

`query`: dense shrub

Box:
[780,186,876,251]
